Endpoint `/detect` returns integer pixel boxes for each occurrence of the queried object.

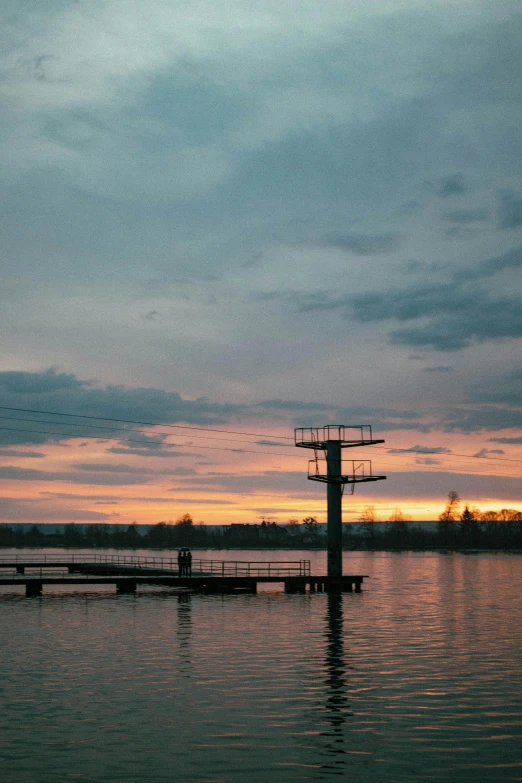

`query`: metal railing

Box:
[0,554,311,578]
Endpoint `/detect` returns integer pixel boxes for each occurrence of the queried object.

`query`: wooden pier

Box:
[0,555,367,596]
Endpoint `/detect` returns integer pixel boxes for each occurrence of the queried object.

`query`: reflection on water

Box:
[324,593,351,727]
[1,551,522,783]
[320,593,354,775]
[177,591,192,676]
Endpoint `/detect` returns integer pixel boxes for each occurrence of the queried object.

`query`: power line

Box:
[0,425,296,457]
[0,405,295,440]
[0,424,518,478]
[0,414,293,448]
[376,445,522,465]
[0,405,519,465]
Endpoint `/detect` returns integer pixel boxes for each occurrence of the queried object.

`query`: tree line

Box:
[356,493,522,549]
[0,514,323,550]
[0,495,520,550]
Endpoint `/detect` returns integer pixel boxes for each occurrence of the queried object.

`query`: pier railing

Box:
[0,554,311,578]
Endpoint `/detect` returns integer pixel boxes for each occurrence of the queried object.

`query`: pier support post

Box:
[327,440,343,578]
[26,581,42,597]
[116,579,137,594]
[284,580,306,594]
[16,565,25,575]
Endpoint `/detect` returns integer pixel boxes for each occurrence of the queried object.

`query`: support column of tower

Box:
[326,440,343,578]
[295,425,386,582]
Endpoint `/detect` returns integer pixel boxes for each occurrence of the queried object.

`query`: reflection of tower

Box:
[295,425,386,577]
[324,592,351,727]
[316,592,353,774]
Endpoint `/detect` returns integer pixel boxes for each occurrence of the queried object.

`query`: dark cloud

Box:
[165,498,234,505]
[466,369,522,405]
[0,369,86,395]
[73,462,195,477]
[255,440,291,447]
[41,492,122,501]
[354,279,521,352]
[0,465,152,486]
[258,399,331,411]
[498,191,522,229]
[107,447,186,457]
[259,395,522,436]
[436,174,467,198]
[0,497,117,522]
[415,457,440,465]
[0,449,45,458]
[388,445,452,455]
[288,243,522,350]
[0,370,242,445]
[168,470,316,496]
[478,245,522,277]
[259,399,421,420]
[397,200,421,216]
[474,448,505,457]
[321,231,402,255]
[357,471,522,502]
[488,437,522,445]
[443,406,522,433]
[443,208,488,224]
[169,467,197,476]
[72,462,153,474]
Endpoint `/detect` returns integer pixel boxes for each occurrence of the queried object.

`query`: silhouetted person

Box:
[178,548,185,576]
[186,549,192,576]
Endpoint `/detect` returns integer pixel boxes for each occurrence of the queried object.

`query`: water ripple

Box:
[1,551,522,782]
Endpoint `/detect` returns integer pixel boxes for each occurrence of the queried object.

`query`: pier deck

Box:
[0,554,367,596]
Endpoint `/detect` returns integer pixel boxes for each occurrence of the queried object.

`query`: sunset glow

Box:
[1,413,520,526]
[0,0,520,527]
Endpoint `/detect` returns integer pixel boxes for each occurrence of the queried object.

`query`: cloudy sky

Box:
[1,0,521,526]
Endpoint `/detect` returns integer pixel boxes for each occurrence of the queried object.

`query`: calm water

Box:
[1,549,522,783]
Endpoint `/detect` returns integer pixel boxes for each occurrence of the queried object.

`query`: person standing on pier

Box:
[177,548,185,576]
[186,549,192,576]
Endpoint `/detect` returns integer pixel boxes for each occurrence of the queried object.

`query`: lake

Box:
[1,549,521,782]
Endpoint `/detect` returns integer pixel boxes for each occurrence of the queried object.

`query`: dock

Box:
[0,554,367,596]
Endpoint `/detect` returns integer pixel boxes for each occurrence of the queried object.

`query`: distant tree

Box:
[174,514,194,545]
[358,506,378,548]
[480,510,499,521]
[302,517,320,544]
[26,524,42,545]
[496,509,522,547]
[498,508,520,522]
[385,509,412,548]
[147,521,170,548]
[124,523,141,547]
[458,505,478,544]
[387,509,411,522]
[437,491,460,546]
[479,510,498,544]
[287,518,302,543]
[440,491,460,521]
[359,506,377,522]
[63,523,85,548]
[176,513,193,527]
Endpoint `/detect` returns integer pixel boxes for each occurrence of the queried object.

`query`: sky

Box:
[0,0,521,526]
